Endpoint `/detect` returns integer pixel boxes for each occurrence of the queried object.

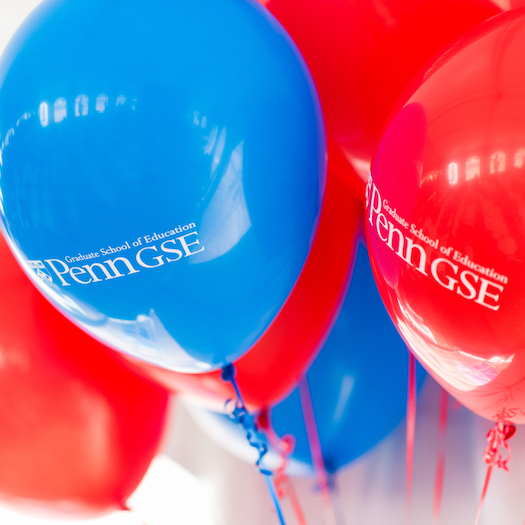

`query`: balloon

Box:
[186,244,426,473]
[0,233,168,515]
[366,8,525,423]
[269,243,426,472]
[0,0,325,373]
[257,0,503,194]
[129,140,361,411]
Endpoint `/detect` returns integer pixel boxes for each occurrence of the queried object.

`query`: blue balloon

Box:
[185,243,427,474]
[0,0,325,372]
[270,242,426,473]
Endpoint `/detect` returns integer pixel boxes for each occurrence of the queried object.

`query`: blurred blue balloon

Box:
[0,0,325,372]
[270,242,426,473]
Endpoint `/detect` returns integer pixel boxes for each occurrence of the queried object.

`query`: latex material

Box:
[0,0,325,373]
[366,8,525,423]
[269,244,426,473]
[0,234,168,515]
[258,0,503,193]
[130,141,360,411]
[188,245,425,473]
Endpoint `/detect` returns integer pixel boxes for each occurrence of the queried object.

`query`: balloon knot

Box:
[483,421,516,471]
[221,363,235,382]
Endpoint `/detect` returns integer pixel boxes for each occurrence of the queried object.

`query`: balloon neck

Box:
[221,363,235,382]
[256,408,270,431]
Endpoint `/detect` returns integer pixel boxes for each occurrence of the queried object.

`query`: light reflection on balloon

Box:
[366,8,525,423]
[419,146,525,188]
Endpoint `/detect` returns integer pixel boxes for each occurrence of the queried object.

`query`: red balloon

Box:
[0,235,168,515]
[366,8,525,424]
[258,0,503,195]
[125,141,361,411]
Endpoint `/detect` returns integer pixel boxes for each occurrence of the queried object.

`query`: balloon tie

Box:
[221,364,287,525]
[474,421,516,525]
[483,421,515,472]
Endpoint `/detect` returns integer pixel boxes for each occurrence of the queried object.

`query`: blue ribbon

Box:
[221,364,287,525]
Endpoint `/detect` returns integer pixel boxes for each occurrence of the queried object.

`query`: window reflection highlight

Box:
[465,156,480,180]
[54,98,67,123]
[4,129,14,147]
[421,146,525,187]
[515,148,525,169]
[75,94,89,116]
[490,151,506,174]
[96,94,109,113]
[447,162,459,185]
[16,113,30,126]
[39,102,49,127]
[210,128,226,177]
[203,126,218,155]
[34,93,137,130]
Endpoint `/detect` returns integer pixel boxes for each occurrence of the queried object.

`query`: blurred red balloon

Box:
[0,235,168,515]
[258,0,503,197]
[366,8,525,424]
[126,141,361,411]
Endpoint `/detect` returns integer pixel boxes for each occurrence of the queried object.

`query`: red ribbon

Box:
[257,410,308,525]
[299,377,338,525]
[432,389,449,525]
[406,353,417,525]
[474,420,516,525]
[483,421,516,472]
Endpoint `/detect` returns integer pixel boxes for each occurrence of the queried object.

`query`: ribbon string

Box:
[432,389,449,525]
[258,410,308,525]
[474,420,516,525]
[483,421,516,472]
[299,376,339,525]
[221,364,287,525]
[406,353,417,525]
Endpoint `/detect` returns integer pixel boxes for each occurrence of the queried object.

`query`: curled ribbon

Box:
[258,408,296,498]
[224,398,271,475]
[256,410,308,525]
[483,421,516,472]
[221,365,288,525]
[273,435,295,499]
[222,365,271,476]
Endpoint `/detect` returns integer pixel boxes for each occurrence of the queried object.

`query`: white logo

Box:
[27,260,53,284]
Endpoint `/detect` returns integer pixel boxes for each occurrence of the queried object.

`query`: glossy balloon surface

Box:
[258,0,502,193]
[0,234,168,515]
[130,141,360,411]
[0,0,325,373]
[367,8,525,423]
[270,243,425,472]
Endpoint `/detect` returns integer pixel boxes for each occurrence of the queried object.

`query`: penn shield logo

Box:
[28,260,54,284]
